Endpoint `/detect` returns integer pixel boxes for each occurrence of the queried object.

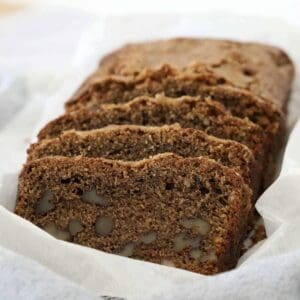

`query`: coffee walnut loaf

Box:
[97,38,294,110]
[15,153,252,275]
[14,38,294,275]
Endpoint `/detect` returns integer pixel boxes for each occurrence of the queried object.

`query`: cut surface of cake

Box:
[15,153,252,274]
[40,95,266,158]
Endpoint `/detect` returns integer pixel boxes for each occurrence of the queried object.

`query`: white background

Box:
[5,0,300,25]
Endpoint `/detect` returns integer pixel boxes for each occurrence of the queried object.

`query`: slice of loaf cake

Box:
[97,38,294,109]
[15,153,252,274]
[39,95,266,158]
[28,124,258,197]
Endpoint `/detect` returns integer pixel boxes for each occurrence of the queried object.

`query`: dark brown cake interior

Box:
[15,154,252,274]
[40,96,266,157]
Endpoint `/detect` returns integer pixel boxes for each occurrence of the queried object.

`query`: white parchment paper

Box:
[0,8,300,299]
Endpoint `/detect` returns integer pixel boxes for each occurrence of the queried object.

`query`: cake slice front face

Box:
[15,154,252,275]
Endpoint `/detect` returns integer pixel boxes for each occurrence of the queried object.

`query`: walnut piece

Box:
[161,259,175,267]
[69,219,84,236]
[199,252,217,263]
[44,223,70,241]
[181,218,210,235]
[81,188,109,206]
[35,190,54,215]
[117,242,135,257]
[174,233,202,252]
[190,249,202,260]
[139,232,156,244]
[95,216,114,236]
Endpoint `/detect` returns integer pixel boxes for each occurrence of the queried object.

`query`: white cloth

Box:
[154,250,300,300]
[0,247,97,300]
[0,6,300,300]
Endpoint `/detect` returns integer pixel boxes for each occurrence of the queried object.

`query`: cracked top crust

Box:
[98,38,294,109]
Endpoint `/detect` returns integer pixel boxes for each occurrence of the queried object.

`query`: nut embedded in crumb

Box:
[199,251,217,263]
[181,218,210,235]
[95,216,114,236]
[161,259,175,267]
[35,190,54,215]
[190,249,202,260]
[139,232,156,244]
[44,223,71,241]
[117,242,135,257]
[81,188,109,206]
[68,219,84,236]
[174,233,202,252]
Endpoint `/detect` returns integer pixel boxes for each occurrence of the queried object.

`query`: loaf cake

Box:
[97,38,294,109]
[15,153,252,275]
[15,38,294,275]
[28,124,258,194]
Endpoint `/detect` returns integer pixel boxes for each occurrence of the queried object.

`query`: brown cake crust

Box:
[15,153,252,275]
[97,38,294,109]
[29,124,258,198]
